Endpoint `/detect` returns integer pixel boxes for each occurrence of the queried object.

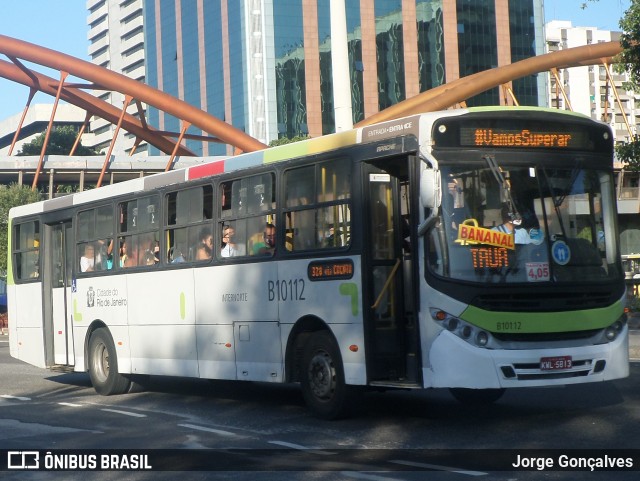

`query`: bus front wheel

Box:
[449,388,505,405]
[88,328,131,396]
[301,331,355,420]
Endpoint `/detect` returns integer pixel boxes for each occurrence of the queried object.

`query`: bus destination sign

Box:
[308,259,354,281]
[461,127,590,149]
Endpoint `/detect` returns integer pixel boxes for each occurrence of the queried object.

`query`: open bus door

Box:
[362,156,420,386]
[43,221,75,367]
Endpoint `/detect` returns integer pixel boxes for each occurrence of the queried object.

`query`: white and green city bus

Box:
[8,107,628,419]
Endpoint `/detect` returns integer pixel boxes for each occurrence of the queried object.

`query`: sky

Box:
[0,0,633,122]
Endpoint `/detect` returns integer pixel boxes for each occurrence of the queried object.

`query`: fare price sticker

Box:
[526,262,550,282]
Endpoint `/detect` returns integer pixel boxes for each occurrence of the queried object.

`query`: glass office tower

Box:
[143,0,544,155]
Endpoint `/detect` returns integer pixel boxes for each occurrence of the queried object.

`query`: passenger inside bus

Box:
[80,244,95,272]
[492,204,532,245]
[195,227,213,260]
[221,225,241,257]
[95,238,114,270]
[169,247,185,263]
[119,239,128,268]
[252,223,276,255]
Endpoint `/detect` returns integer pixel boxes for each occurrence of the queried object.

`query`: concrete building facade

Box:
[0,104,90,156]
[142,0,546,156]
[87,0,147,155]
[545,21,631,144]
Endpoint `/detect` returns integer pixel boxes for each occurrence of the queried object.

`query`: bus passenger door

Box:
[363,160,420,385]
[44,221,75,367]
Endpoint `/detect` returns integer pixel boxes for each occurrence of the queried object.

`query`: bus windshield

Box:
[429,159,620,284]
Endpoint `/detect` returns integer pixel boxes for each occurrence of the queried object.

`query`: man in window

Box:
[253,223,276,255]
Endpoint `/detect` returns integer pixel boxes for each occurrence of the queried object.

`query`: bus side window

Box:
[219,175,275,259]
[13,221,40,280]
[284,161,351,252]
[118,195,160,269]
[77,206,114,273]
[164,185,213,264]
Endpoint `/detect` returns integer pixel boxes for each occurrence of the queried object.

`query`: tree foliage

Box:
[0,184,41,276]
[614,1,640,169]
[616,1,640,90]
[17,125,100,156]
[269,135,310,147]
[616,136,640,170]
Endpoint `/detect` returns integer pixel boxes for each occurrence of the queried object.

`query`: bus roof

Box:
[9,107,598,219]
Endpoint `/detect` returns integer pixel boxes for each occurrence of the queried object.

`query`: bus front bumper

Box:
[424,327,629,389]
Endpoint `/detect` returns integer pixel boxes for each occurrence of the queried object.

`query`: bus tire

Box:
[449,388,505,405]
[88,328,131,396]
[301,331,355,420]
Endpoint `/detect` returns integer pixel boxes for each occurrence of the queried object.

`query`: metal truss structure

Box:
[0,35,267,188]
[0,34,625,190]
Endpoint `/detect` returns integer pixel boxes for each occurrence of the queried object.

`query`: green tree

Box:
[17,125,100,156]
[0,184,41,276]
[269,135,310,147]
[616,1,640,90]
[612,1,640,169]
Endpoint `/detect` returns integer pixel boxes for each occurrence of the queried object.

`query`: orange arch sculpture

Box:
[0,34,624,187]
[356,41,623,126]
[0,35,268,154]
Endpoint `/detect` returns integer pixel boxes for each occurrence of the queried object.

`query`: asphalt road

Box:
[2,331,640,481]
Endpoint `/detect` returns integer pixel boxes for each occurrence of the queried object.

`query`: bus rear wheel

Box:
[449,388,505,405]
[301,331,355,420]
[88,328,131,395]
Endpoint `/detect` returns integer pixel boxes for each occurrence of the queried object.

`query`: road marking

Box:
[340,472,404,481]
[58,402,83,407]
[268,440,336,455]
[1,394,31,401]
[178,423,236,437]
[101,408,146,418]
[389,459,487,476]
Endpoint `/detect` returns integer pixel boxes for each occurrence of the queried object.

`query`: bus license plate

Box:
[540,356,572,371]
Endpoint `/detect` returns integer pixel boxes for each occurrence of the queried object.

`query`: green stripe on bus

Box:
[460,301,624,333]
[339,282,359,316]
[180,292,186,320]
[263,131,358,164]
[467,106,589,119]
[73,299,83,322]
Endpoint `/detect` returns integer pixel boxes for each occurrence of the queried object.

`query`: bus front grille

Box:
[492,329,601,343]
[472,290,613,312]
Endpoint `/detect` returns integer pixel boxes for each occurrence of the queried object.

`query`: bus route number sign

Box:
[308,259,354,281]
[540,355,572,371]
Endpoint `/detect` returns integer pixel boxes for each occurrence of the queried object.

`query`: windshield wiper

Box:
[541,166,569,239]
[483,155,519,218]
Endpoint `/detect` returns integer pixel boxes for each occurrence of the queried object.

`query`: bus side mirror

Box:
[420,170,437,209]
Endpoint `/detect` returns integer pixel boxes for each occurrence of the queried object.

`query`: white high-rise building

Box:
[87,0,147,155]
[545,20,633,144]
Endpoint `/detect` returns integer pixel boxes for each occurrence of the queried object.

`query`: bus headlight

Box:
[604,317,626,342]
[476,331,489,346]
[430,308,492,348]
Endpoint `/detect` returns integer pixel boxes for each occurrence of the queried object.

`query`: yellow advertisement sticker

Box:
[457,222,515,250]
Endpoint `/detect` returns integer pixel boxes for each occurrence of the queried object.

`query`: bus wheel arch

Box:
[87,325,131,396]
[298,328,358,420]
[285,315,330,383]
[84,320,108,371]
